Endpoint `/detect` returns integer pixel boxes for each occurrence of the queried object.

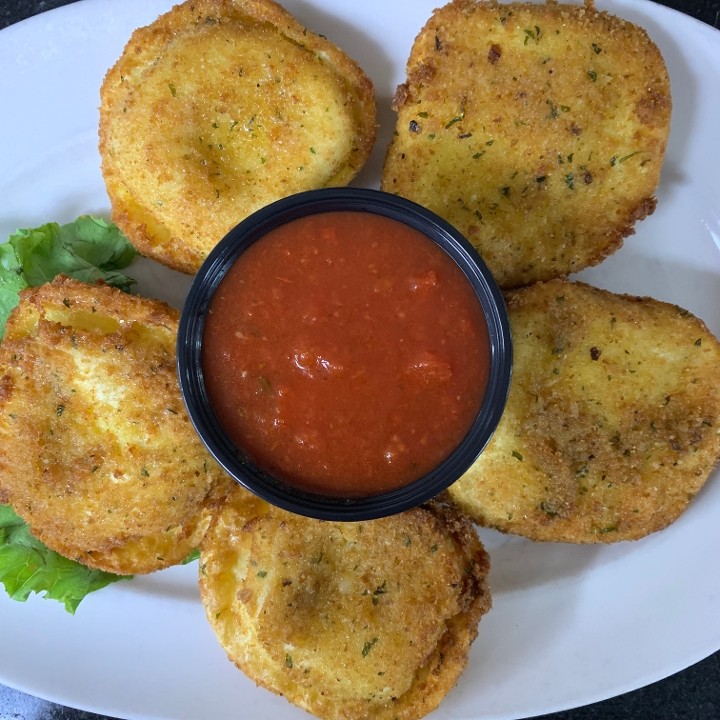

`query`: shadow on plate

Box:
[479,528,638,595]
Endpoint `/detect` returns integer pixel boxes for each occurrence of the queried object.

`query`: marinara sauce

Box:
[201,211,489,497]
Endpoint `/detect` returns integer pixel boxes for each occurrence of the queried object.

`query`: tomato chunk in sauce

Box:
[202,211,489,497]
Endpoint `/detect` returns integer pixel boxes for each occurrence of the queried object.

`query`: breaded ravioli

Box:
[0,277,230,574]
[382,0,671,288]
[99,0,376,274]
[448,280,720,543]
[199,487,491,720]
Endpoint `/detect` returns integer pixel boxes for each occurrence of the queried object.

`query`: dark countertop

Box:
[1,1,719,719]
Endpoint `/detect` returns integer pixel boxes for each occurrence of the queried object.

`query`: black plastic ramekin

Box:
[177,188,512,521]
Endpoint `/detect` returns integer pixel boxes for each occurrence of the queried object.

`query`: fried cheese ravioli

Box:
[199,487,491,720]
[0,277,230,574]
[448,280,720,542]
[382,0,671,288]
[99,0,376,274]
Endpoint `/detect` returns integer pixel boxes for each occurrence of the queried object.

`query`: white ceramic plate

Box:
[0,1,718,719]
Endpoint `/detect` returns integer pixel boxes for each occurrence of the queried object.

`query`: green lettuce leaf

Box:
[0,215,138,338]
[0,243,29,336]
[181,548,200,564]
[0,505,129,614]
[0,215,138,610]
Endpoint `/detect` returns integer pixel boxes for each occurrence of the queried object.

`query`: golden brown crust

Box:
[99,0,376,274]
[199,487,491,719]
[381,0,671,288]
[0,277,231,573]
[448,279,720,542]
